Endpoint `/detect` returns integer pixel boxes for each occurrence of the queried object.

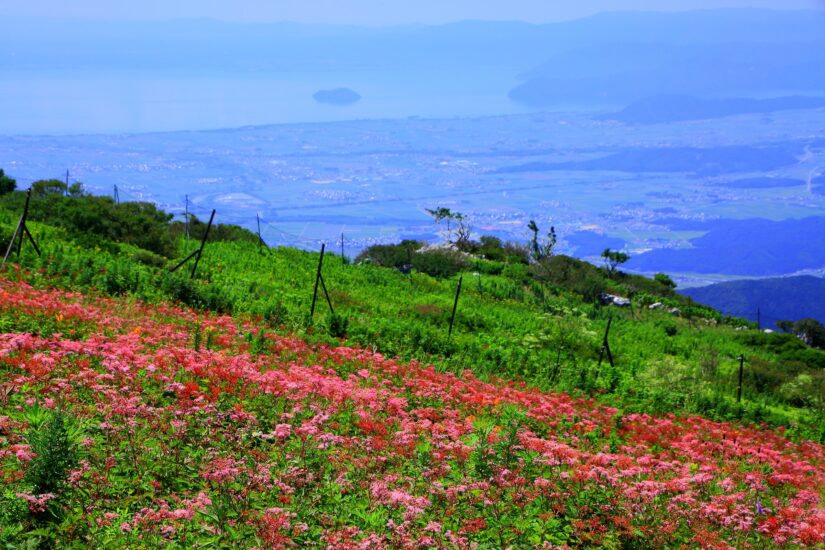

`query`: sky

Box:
[3,0,823,25]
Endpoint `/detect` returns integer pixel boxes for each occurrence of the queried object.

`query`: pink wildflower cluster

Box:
[0,279,823,547]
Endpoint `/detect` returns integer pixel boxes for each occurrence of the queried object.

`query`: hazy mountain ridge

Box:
[682,276,825,328]
[629,217,825,276]
[3,9,825,76]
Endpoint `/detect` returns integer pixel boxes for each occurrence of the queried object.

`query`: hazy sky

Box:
[4,0,823,25]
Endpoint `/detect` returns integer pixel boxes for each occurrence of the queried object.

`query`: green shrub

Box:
[326,312,349,338]
[412,250,466,279]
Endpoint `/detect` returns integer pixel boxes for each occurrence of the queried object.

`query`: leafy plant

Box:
[24,410,79,512]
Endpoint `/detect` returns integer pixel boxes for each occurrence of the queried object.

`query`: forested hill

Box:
[682,275,825,329]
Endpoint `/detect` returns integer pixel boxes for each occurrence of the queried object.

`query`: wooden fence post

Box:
[169,209,215,279]
[737,354,745,404]
[2,188,41,270]
[448,275,463,337]
[598,315,615,369]
[310,243,326,319]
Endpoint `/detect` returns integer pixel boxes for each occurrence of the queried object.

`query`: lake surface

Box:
[1,68,528,135]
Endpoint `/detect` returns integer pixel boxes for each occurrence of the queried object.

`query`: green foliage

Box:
[25,410,79,501]
[326,312,349,338]
[411,249,467,279]
[0,168,16,195]
[601,248,630,275]
[1,192,823,439]
[173,214,259,244]
[792,318,825,349]
[160,272,232,313]
[31,179,67,198]
[654,272,677,289]
[527,220,557,261]
[356,240,422,268]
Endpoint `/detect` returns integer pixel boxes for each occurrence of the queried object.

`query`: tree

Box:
[654,273,677,290]
[425,207,453,234]
[793,318,825,349]
[601,248,629,275]
[0,168,15,195]
[452,211,472,250]
[527,220,557,262]
[776,320,795,333]
[68,181,86,197]
[31,178,67,198]
[425,207,471,248]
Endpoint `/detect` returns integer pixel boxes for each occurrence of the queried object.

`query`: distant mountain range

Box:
[597,95,825,124]
[2,9,825,104]
[629,217,825,277]
[509,41,825,108]
[682,276,825,328]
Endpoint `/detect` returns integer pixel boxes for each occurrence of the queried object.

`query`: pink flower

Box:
[16,492,56,513]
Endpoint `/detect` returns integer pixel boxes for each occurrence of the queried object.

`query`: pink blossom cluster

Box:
[1,279,824,547]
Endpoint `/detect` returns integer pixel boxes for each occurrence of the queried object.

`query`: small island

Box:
[313,87,362,106]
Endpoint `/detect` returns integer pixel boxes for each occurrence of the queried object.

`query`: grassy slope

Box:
[1,200,823,442]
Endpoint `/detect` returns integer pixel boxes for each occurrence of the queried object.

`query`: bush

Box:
[160,272,232,313]
[326,312,349,338]
[502,262,529,282]
[133,249,168,268]
[654,273,677,290]
[356,240,422,268]
[412,250,466,279]
[0,168,16,195]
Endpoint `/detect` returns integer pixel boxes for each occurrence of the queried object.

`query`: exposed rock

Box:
[669,307,682,316]
[600,293,631,307]
[649,302,664,310]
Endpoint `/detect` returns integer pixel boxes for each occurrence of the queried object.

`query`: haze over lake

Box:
[1,68,527,135]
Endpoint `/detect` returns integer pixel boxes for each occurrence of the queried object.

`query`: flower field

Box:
[1,278,824,548]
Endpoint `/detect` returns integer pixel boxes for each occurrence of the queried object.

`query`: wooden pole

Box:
[257,213,263,253]
[2,188,39,269]
[22,225,41,257]
[169,249,199,273]
[448,275,463,337]
[310,243,326,319]
[2,217,23,269]
[185,195,190,240]
[190,209,215,279]
[737,354,745,404]
[319,273,335,315]
[598,315,615,369]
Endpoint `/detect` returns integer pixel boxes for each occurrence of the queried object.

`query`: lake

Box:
[0,68,528,135]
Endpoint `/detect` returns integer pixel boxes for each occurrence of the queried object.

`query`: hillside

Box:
[682,276,825,329]
[628,217,825,276]
[1,188,824,545]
